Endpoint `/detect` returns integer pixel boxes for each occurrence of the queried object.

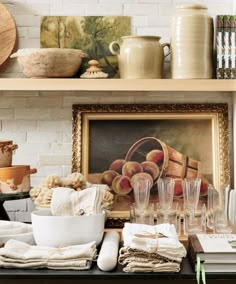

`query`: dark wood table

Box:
[0,192,29,220]
[0,257,235,284]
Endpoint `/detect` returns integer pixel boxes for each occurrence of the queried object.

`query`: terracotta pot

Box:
[0,140,18,168]
[109,36,170,79]
[0,165,37,194]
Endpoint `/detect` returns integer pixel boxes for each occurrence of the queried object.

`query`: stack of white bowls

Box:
[0,220,35,244]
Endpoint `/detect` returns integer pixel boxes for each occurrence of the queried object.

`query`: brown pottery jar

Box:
[0,140,18,168]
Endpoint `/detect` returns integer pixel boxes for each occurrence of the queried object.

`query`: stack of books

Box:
[216,15,236,79]
[224,186,236,227]
[188,234,236,280]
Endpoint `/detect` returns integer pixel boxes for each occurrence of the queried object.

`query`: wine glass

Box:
[131,175,152,224]
[182,178,202,235]
[182,178,201,210]
[157,178,175,222]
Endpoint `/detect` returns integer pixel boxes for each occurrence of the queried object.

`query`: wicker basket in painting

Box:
[125,137,200,180]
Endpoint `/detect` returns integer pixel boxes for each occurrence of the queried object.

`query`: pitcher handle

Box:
[161,42,170,58]
[4,144,18,152]
[27,168,37,175]
[109,41,120,55]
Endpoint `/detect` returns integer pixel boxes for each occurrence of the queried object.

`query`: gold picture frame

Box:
[72,104,230,227]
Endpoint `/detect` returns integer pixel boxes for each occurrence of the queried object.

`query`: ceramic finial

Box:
[80,59,108,79]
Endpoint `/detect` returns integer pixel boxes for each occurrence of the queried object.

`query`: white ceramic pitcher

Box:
[109,35,170,79]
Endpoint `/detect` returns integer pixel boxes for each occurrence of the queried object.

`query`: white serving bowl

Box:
[0,222,35,245]
[31,209,105,248]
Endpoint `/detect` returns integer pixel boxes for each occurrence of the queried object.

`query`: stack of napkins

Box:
[0,239,97,270]
[119,223,186,272]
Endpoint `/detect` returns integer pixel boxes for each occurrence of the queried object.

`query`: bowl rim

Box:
[0,225,33,237]
[31,209,106,218]
[0,220,32,229]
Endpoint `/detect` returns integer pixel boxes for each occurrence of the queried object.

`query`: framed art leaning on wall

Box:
[72,103,230,226]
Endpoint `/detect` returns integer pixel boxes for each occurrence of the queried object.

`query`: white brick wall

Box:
[0,0,235,221]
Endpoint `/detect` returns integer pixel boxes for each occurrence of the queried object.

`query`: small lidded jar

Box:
[171,4,213,79]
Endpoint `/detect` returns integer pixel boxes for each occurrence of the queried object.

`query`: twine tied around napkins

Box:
[134,231,168,239]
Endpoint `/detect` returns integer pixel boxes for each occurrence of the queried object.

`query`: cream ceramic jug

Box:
[109,36,170,79]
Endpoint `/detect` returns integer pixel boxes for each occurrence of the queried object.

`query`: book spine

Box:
[224,15,231,79]
[187,234,204,270]
[216,15,224,79]
[230,16,236,79]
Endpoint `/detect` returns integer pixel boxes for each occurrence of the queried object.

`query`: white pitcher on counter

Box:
[109,35,170,79]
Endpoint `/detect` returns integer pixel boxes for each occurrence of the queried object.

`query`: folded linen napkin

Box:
[0,239,97,270]
[118,246,181,272]
[122,261,180,273]
[51,185,112,216]
[119,246,181,272]
[119,246,172,264]
[122,223,186,261]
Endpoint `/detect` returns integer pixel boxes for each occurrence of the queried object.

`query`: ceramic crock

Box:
[0,165,37,194]
[109,35,170,79]
[171,4,213,79]
[0,140,18,168]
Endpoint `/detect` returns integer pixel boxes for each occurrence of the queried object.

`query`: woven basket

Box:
[125,137,200,180]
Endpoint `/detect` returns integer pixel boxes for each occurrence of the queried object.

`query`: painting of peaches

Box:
[72,104,230,217]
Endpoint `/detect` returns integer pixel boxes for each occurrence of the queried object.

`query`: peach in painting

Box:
[109,159,126,174]
[112,175,132,195]
[101,170,119,186]
[122,161,143,178]
[146,149,164,166]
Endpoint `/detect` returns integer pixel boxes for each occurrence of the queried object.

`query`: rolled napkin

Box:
[0,239,96,270]
[122,223,186,261]
[51,185,113,216]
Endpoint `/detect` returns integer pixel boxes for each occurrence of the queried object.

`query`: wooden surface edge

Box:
[0,78,235,91]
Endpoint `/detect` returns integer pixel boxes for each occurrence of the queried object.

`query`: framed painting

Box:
[40,16,131,78]
[72,104,230,227]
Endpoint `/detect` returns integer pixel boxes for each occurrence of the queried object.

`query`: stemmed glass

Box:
[182,178,201,210]
[182,178,203,235]
[208,184,232,233]
[131,175,152,224]
[157,178,175,223]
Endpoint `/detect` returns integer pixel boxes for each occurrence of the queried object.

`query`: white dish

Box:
[0,221,32,234]
[31,209,105,248]
[0,223,35,244]
[0,231,35,245]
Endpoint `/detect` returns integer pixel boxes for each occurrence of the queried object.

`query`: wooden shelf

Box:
[0,78,235,92]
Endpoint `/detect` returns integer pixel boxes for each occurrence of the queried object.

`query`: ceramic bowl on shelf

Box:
[31,209,105,248]
[10,48,88,78]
